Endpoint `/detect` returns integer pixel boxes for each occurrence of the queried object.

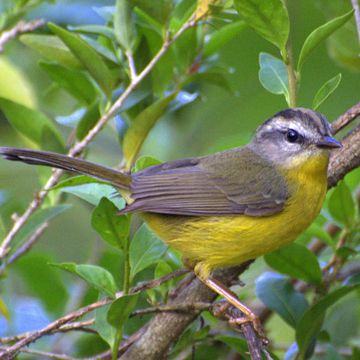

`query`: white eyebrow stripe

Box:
[270,117,315,138]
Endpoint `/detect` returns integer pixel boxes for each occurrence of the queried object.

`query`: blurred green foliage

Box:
[0,0,359,359]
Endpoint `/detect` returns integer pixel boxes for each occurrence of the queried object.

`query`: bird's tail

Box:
[0,147,131,190]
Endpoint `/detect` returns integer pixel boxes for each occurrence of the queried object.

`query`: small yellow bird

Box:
[0,108,341,333]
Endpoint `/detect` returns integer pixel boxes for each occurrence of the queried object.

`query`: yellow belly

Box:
[143,155,328,277]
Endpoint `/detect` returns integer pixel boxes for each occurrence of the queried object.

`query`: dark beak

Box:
[316,135,342,149]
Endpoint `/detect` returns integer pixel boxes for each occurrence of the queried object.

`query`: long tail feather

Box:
[0,147,131,190]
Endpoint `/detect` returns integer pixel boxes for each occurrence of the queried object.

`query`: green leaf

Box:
[142,28,175,96]
[95,303,117,348]
[69,25,116,42]
[48,23,114,97]
[52,175,107,190]
[215,335,249,357]
[264,242,322,284]
[305,223,334,248]
[203,21,247,57]
[12,205,71,252]
[51,262,117,298]
[296,282,360,359]
[258,52,289,103]
[328,180,355,226]
[76,102,100,140]
[133,155,162,172]
[297,10,354,71]
[39,62,98,105]
[312,73,342,110]
[91,197,130,249]
[61,183,125,209]
[107,293,138,328]
[122,93,176,169]
[20,34,82,69]
[129,224,167,281]
[154,260,174,299]
[234,0,289,53]
[0,97,64,152]
[255,272,309,328]
[114,0,136,51]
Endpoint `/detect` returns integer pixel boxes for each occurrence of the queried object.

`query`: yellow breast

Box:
[143,153,329,277]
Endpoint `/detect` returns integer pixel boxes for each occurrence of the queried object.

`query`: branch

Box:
[0,19,45,52]
[331,101,360,134]
[0,16,198,261]
[328,123,360,187]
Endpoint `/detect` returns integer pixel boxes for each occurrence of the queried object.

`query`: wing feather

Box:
[123,146,288,217]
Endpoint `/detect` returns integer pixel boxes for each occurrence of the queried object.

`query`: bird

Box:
[0,107,341,335]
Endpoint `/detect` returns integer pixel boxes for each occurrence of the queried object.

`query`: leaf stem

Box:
[285,41,297,108]
[283,0,297,108]
[123,237,131,295]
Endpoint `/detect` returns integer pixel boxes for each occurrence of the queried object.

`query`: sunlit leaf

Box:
[61,183,125,209]
[91,197,130,249]
[297,10,354,71]
[51,262,118,298]
[258,52,289,103]
[256,272,309,328]
[129,224,167,281]
[133,155,162,172]
[312,73,342,110]
[234,0,289,53]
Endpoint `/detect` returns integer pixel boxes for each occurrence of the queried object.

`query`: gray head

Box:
[250,108,341,164]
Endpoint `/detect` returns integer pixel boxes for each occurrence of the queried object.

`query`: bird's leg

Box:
[195,266,267,342]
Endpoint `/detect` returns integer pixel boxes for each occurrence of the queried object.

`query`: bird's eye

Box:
[286,129,299,143]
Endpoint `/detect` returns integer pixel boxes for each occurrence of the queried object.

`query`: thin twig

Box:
[0,16,198,262]
[0,19,45,52]
[126,50,137,80]
[283,0,297,108]
[351,0,360,44]
[0,222,48,273]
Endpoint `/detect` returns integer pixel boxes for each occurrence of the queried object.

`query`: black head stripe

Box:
[273,108,331,136]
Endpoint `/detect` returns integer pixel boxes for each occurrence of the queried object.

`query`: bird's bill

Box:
[316,136,342,149]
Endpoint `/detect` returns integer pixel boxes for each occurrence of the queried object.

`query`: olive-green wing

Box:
[124,147,289,217]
